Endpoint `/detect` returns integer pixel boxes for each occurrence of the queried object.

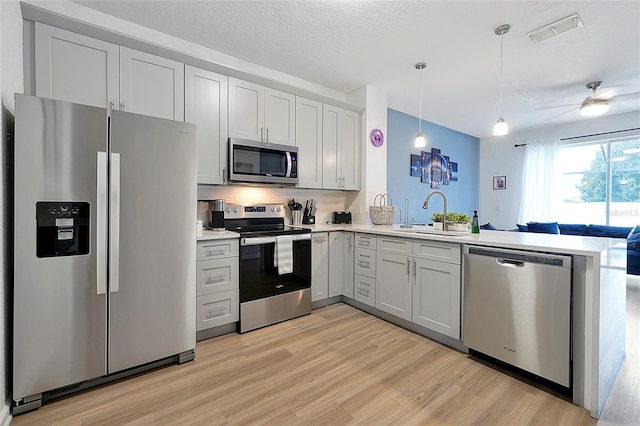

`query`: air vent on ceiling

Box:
[527,13,584,43]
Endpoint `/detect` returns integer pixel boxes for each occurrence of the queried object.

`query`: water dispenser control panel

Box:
[36,202,90,257]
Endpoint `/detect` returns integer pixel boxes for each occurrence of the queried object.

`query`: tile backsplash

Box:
[197,185,350,227]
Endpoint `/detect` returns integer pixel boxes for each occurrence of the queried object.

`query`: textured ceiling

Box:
[72,0,640,138]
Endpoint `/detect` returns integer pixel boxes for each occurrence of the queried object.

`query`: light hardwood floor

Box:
[12,276,640,425]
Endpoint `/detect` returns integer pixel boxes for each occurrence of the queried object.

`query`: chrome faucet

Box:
[423,190,448,231]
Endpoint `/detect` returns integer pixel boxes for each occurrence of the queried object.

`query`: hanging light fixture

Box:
[414,62,427,148]
[493,24,510,136]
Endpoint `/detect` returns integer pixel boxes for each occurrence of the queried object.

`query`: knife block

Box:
[302,214,315,225]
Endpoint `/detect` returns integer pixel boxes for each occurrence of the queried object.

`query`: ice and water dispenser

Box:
[36,202,90,257]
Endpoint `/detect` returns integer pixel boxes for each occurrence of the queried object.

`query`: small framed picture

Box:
[410,154,421,177]
[493,175,506,190]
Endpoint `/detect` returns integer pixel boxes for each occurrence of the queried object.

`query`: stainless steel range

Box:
[225,204,312,333]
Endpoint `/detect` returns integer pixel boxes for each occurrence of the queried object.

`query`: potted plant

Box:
[430,212,471,231]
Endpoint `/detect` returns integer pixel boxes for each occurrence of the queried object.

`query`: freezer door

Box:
[13,95,108,400]
[108,110,196,373]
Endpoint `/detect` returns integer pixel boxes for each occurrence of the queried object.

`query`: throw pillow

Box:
[527,222,560,234]
[516,224,528,232]
[588,225,633,239]
[629,226,640,251]
[558,224,589,236]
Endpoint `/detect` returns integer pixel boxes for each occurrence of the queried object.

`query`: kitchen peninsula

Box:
[198,223,626,419]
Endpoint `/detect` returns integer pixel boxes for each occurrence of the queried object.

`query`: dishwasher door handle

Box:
[497,258,525,268]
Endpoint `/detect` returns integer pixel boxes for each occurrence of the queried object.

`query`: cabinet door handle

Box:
[206,249,225,256]
[119,101,125,111]
[266,128,269,142]
[207,306,226,319]
[406,259,410,275]
[205,274,225,283]
[358,288,370,297]
[261,127,264,141]
[413,260,417,279]
[358,260,370,268]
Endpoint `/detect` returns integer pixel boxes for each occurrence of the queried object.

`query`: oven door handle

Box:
[241,233,311,246]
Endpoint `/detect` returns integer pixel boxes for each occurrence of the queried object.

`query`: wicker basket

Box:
[369,194,396,225]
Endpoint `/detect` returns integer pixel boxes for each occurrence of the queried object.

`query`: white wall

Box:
[346,85,388,224]
[1,1,23,423]
[479,111,640,229]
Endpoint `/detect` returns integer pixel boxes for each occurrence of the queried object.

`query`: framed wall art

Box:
[493,175,506,190]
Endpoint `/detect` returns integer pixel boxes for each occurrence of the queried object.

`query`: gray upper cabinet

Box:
[35,23,184,121]
[295,97,323,188]
[322,104,360,190]
[228,78,295,145]
[119,47,184,121]
[35,22,119,108]
[185,66,229,185]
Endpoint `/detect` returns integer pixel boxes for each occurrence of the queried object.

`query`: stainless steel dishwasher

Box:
[463,246,572,387]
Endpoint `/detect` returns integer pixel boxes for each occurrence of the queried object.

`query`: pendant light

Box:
[493,24,510,136]
[415,62,427,148]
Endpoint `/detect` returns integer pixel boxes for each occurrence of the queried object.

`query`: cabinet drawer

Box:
[355,248,376,278]
[354,275,376,307]
[412,241,461,264]
[355,233,376,249]
[197,289,239,331]
[197,239,239,260]
[196,257,239,296]
[377,236,412,256]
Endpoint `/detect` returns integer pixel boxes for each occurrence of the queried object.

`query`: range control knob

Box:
[276,207,281,212]
[225,207,231,213]
[233,207,238,213]
[271,207,275,212]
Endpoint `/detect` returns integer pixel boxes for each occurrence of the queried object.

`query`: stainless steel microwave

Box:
[228,138,298,184]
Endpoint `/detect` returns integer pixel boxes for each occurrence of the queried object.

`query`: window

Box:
[558,138,640,226]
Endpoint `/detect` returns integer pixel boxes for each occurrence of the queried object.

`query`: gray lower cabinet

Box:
[354,233,376,307]
[376,236,413,321]
[196,239,239,333]
[329,231,354,298]
[373,236,462,337]
[354,274,376,306]
[412,240,461,339]
[311,233,329,302]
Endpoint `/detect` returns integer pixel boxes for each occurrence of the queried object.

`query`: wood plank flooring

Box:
[12,276,640,425]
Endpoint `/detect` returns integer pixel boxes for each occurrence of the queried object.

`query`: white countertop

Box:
[197,229,240,241]
[196,222,625,258]
[297,223,625,257]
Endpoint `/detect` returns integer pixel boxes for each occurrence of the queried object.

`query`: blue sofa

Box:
[512,222,640,276]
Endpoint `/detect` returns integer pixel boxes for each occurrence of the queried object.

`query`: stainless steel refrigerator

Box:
[13,94,197,414]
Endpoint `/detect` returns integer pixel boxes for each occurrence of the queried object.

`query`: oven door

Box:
[229,138,298,184]
[239,234,311,302]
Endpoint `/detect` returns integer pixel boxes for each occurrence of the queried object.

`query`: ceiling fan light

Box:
[493,117,509,136]
[415,132,426,148]
[580,98,610,116]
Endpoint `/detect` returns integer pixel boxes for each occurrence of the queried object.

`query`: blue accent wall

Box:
[387,109,480,224]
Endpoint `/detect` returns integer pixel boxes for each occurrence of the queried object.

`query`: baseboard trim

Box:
[1,397,12,426]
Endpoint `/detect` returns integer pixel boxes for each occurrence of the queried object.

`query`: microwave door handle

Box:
[285,151,292,177]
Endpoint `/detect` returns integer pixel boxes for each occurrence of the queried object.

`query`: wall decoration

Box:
[412,148,460,187]
[493,175,506,190]
[410,154,421,177]
[430,148,443,188]
[450,162,458,181]
[420,151,431,183]
[370,129,384,147]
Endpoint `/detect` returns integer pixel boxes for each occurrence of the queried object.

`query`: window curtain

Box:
[518,138,561,223]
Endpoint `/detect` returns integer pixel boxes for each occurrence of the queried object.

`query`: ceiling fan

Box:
[535,80,640,117]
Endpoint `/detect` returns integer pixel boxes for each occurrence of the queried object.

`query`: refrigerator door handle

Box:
[97,152,108,295]
[110,152,121,293]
